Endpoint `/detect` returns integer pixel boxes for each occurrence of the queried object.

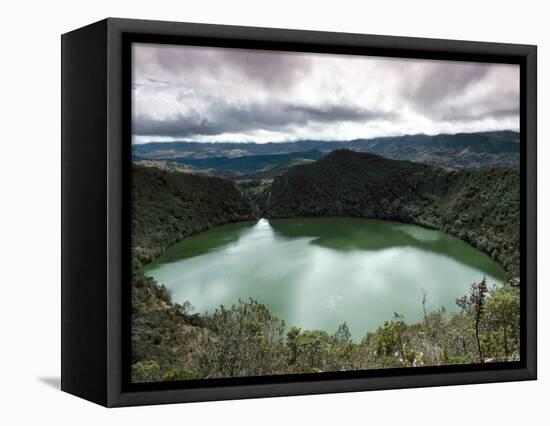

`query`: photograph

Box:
[0,0,544,421]
[129,42,521,383]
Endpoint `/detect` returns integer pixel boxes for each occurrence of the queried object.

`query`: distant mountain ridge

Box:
[133,130,519,168]
[134,150,324,176]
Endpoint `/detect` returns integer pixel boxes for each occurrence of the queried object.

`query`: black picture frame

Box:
[61,17,537,407]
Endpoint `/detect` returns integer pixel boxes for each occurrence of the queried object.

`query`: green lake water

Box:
[142,218,506,340]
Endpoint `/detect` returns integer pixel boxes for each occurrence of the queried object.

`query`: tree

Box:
[334,322,351,344]
[286,326,302,365]
[131,360,161,382]
[485,286,520,359]
[287,329,333,373]
[456,277,488,362]
[206,299,286,377]
[421,289,435,342]
[374,313,416,367]
[333,322,356,371]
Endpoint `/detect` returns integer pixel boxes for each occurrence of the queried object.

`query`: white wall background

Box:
[0,0,546,423]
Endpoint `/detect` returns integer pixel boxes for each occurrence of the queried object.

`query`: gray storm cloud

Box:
[133,102,396,138]
[132,43,519,143]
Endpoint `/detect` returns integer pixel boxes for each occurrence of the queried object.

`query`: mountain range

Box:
[133,130,519,171]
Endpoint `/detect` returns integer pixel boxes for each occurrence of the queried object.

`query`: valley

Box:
[130,131,521,382]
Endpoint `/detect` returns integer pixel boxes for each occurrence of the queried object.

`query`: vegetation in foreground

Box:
[131,273,520,383]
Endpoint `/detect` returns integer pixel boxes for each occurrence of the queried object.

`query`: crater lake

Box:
[141,218,506,340]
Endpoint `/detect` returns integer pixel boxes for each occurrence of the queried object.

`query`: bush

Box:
[131,273,520,382]
[203,299,287,377]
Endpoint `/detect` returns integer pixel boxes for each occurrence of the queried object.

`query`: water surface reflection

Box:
[143,218,505,339]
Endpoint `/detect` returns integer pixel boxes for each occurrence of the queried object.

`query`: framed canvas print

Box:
[61,18,537,407]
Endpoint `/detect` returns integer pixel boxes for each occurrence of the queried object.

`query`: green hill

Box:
[266,150,519,276]
[132,165,256,269]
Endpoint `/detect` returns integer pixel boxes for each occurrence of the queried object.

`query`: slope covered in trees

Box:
[132,165,256,269]
[266,150,520,276]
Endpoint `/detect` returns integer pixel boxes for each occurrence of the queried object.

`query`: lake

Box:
[142,218,506,340]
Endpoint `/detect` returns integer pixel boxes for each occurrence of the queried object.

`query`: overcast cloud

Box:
[132,43,519,144]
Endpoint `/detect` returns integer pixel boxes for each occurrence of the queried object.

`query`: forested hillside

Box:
[132,165,256,269]
[266,150,520,276]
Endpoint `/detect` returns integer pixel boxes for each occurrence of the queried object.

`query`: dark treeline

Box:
[132,165,256,269]
[266,150,520,276]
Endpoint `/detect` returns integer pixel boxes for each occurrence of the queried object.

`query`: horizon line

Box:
[132,129,520,146]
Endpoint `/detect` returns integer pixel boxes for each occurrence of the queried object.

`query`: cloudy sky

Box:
[132,43,519,144]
